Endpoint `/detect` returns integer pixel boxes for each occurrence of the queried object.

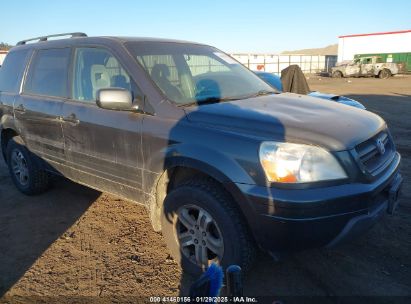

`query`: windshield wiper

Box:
[181,96,240,107]
[180,90,277,107]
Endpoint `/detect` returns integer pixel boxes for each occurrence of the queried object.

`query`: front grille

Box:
[355,131,395,176]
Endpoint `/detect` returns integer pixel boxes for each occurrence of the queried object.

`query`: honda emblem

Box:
[376,138,385,155]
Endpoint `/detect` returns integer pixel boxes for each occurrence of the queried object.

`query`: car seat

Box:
[151,64,182,101]
[90,64,111,99]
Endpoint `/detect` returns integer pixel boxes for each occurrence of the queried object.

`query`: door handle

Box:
[15,104,26,113]
[62,113,80,125]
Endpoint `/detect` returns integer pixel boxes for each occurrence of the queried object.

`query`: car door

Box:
[15,47,70,171]
[360,57,374,76]
[61,46,145,201]
[345,59,361,76]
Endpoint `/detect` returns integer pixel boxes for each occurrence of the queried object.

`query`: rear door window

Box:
[0,49,31,93]
[24,48,71,98]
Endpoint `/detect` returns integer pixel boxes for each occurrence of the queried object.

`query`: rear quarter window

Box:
[0,49,31,93]
[24,48,71,98]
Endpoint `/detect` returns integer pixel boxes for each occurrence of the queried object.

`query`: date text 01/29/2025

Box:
[149,296,258,302]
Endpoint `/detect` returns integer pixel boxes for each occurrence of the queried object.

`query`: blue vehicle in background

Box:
[254,70,366,110]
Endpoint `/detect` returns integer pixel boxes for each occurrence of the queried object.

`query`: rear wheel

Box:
[161,178,256,275]
[379,69,391,79]
[6,136,50,195]
[332,70,343,78]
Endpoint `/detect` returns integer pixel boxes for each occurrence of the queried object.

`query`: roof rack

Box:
[17,32,87,45]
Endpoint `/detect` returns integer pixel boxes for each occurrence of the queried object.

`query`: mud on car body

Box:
[0,33,403,275]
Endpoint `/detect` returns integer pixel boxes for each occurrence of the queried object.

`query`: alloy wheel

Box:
[11,150,29,186]
[175,205,224,267]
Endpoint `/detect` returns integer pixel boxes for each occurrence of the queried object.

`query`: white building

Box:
[337,29,411,62]
[0,51,8,65]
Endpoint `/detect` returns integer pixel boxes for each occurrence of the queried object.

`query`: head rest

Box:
[151,64,170,80]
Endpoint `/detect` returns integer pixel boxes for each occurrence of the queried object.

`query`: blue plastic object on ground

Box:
[189,263,224,298]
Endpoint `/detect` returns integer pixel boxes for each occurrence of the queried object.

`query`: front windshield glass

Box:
[125,42,276,105]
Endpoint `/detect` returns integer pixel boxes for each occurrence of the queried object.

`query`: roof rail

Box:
[17,32,87,45]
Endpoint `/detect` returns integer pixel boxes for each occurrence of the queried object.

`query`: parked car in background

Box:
[332,56,399,79]
[254,71,366,109]
[0,33,402,275]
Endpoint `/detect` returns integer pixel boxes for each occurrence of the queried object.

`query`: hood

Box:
[184,93,385,151]
[335,60,352,67]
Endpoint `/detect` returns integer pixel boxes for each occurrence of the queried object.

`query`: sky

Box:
[1,0,410,53]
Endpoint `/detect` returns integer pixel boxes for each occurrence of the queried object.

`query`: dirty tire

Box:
[6,136,50,195]
[379,69,391,79]
[161,178,256,276]
[332,70,343,78]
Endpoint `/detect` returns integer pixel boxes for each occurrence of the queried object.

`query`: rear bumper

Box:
[230,152,402,252]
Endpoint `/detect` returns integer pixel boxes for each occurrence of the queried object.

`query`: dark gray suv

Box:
[0,33,402,274]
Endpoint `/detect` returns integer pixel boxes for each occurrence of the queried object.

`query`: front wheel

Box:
[332,70,343,78]
[161,179,256,275]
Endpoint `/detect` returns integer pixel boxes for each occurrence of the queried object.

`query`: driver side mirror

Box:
[96,88,135,111]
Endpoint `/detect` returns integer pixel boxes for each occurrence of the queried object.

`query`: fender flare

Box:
[147,144,258,231]
[0,114,19,162]
[147,143,256,186]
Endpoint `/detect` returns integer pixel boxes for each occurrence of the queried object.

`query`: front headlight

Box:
[259,141,347,183]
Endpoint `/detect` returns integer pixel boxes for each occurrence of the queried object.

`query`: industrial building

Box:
[338,29,411,72]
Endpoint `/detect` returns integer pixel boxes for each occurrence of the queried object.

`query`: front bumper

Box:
[232,152,402,252]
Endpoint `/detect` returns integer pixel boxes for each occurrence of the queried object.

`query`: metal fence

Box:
[231,54,337,75]
[0,51,8,65]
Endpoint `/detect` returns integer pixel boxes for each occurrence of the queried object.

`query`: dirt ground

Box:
[0,75,410,302]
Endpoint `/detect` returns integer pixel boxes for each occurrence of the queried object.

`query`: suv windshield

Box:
[126,42,276,105]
